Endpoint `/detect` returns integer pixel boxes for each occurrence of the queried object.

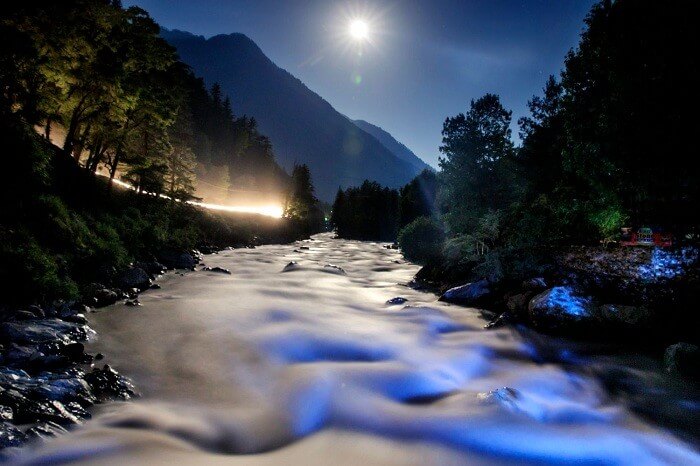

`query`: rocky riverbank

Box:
[433,245,700,379]
[0,241,245,455]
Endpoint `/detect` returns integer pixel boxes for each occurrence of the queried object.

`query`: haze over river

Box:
[13,234,700,465]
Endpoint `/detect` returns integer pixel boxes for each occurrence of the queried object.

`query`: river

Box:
[12,234,700,465]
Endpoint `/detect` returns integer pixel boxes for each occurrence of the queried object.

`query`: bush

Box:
[398,217,446,264]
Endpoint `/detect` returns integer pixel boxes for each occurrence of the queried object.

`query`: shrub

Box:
[398,216,446,264]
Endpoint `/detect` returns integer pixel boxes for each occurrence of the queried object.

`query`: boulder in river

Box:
[323,264,347,275]
[439,279,492,307]
[595,304,653,328]
[528,286,596,332]
[0,421,26,448]
[282,261,300,272]
[0,319,93,345]
[117,267,151,291]
[664,342,700,378]
[85,365,136,401]
[202,266,231,275]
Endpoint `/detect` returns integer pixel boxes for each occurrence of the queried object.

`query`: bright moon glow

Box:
[349,19,369,40]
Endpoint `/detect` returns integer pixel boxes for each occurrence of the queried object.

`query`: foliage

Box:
[331,181,400,241]
[397,217,445,265]
[399,169,437,229]
[283,164,324,236]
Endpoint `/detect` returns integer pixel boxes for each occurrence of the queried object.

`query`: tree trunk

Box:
[44,119,52,141]
[110,147,122,181]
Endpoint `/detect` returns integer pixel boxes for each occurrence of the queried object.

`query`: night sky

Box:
[124,0,596,167]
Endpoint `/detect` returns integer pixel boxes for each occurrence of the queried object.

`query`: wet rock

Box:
[0,422,26,448]
[528,287,596,332]
[197,245,220,255]
[484,312,513,329]
[62,313,88,325]
[323,264,347,275]
[0,319,93,345]
[664,343,700,378]
[94,353,104,361]
[27,305,45,319]
[202,266,231,275]
[299,246,310,250]
[150,283,161,290]
[158,249,197,270]
[25,421,68,441]
[11,311,37,321]
[477,387,520,411]
[117,267,151,291]
[85,365,136,400]
[595,304,652,328]
[386,297,408,305]
[282,261,300,272]
[134,260,167,277]
[505,293,533,318]
[87,286,120,308]
[439,279,491,306]
[0,406,12,421]
[522,277,547,292]
[124,299,140,307]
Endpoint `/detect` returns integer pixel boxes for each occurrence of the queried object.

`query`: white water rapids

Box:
[12,234,700,465]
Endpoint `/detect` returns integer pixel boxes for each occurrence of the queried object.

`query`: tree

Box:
[438,94,518,236]
[284,164,323,235]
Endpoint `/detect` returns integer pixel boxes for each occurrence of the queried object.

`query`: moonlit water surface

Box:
[14,234,700,465]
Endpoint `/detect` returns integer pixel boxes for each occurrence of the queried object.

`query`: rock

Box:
[0,422,26,448]
[528,287,596,332]
[85,365,136,400]
[158,249,197,270]
[150,283,161,290]
[323,264,347,275]
[117,267,151,291]
[439,279,492,306]
[25,421,68,440]
[505,293,532,318]
[596,304,653,328]
[484,312,513,329]
[664,343,700,378]
[0,319,93,345]
[522,277,547,292]
[94,353,104,361]
[0,406,12,421]
[124,299,140,307]
[27,305,45,319]
[299,246,310,250]
[62,313,88,325]
[282,261,300,272]
[88,286,120,308]
[386,297,408,305]
[477,387,520,411]
[202,266,231,275]
[134,260,166,277]
[11,311,38,321]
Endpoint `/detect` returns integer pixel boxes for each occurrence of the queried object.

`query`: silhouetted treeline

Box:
[331,181,400,241]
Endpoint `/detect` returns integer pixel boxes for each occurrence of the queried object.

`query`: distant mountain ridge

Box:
[162,29,427,201]
[352,120,431,173]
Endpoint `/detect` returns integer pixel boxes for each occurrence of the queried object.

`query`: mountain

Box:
[352,120,430,173]
[163,29,424,201]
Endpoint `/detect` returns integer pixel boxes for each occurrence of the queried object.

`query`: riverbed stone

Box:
[117,267,151,291]
[528,286,596,332]
[0,319,92,345]
[202,266,231,275]
[282,261,300,272]
[158,249,197,270]
[85,365,136,400]
[664,343,700,378]
[439,279,492,306]
[0,422,26,448]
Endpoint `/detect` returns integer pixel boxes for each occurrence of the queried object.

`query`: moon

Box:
[349,19,369,41]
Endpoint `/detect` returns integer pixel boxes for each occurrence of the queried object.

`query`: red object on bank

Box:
[620,227,673,248]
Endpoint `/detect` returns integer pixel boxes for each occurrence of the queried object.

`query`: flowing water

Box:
[13,234,700,465]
